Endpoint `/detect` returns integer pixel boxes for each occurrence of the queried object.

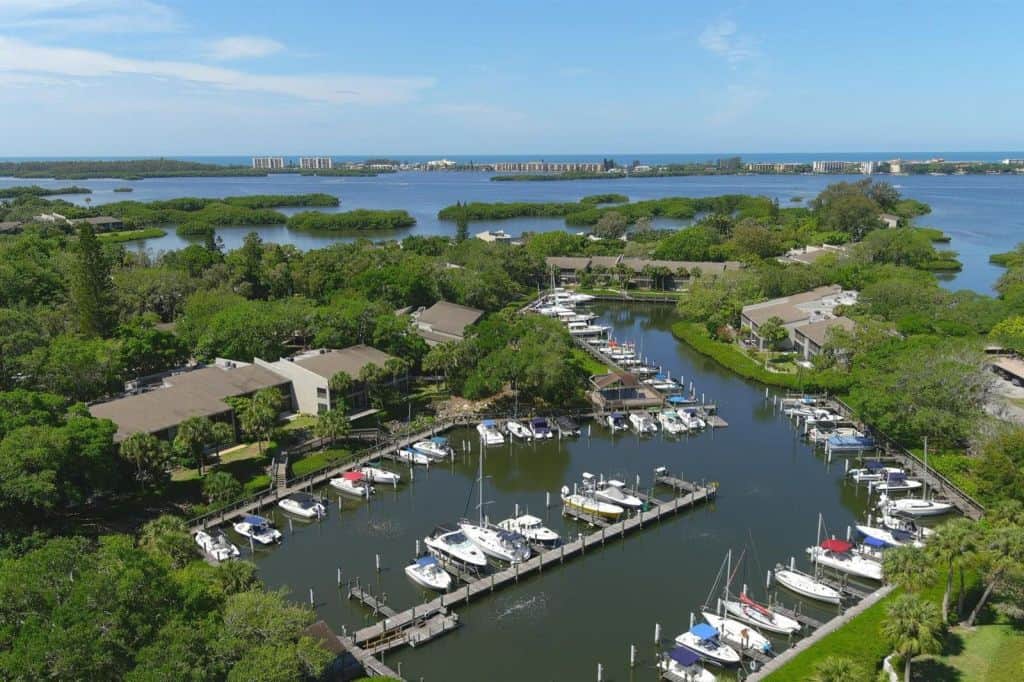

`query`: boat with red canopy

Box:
[329,471,375,498]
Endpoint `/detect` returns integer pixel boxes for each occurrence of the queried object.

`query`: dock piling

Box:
[337,567,342,587]
[309,588,314,606]
[630,644,636,668]
[597,662,603,681]
[654,622,661,644]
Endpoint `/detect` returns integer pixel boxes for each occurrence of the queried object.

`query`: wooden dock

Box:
[770,604,825,631]
[347,585,396,618]
[719,635,775,666]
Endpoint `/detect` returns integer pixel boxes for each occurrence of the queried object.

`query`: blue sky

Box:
[0,0,1020,155]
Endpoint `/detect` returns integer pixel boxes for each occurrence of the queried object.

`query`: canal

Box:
[252,301,875,681]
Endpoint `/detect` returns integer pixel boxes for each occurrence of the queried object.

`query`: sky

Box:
[0,0,1021,156]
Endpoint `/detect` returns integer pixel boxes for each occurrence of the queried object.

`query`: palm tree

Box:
[314,406,350,447]
[810,655,868,682]
[174,416,214,475]
[965,526,1024,627]
[329,371,354,405]
[138,514,193,569]
[925,518,976,622]
[882,593,944,682]
[202,471,242,506]
[238,388,280,455]
[119,431,168,486]
[883,545,933,592]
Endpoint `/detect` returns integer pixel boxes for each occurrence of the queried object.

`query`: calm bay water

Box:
[249,303,875,681]
[2,171,1021,293]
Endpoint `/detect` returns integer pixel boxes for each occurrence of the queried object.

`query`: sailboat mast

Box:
[478,450,484,525]
[922,436,928,501]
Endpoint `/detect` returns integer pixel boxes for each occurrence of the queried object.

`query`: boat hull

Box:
[673,633,741,667]
[404,563,452,591]
[723,600,800,635]
[773,569,841,604]
[700,613,772,653]
[807,547,883,581]
[562,494,623,519]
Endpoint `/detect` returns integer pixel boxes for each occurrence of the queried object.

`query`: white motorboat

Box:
[674,624,741,667]
[278,492,327,518]
[232,515,282,545]
[848,462,903,484]
[658,647,717,682]
[772,567,842,604]
[881,511,934,539]
[404,555,452,591]
[329,471,375,498]
[723,593,800,635]
[869,471,923,493]
[560,485,624,519]
[459,521,532,563]
[497,514,560,547]
[536,304,575,317]
[566,321,609,337]
[195,528,240,562]
[701,611,773,655]
[807,539,883,581]
[424,528,488,568]
[856,518,925,548]
[586,475,643,509]
[879,495,955,517]
[606,412,628,432]
[360,465,401,486]
[677,408,706,430]
[396,448,431,465]
[412,437,452,459]
[476,419,505,446]
[658,410,688,435]
[628,412,659,434]
[506,420,533,440]
[528,416,554,439]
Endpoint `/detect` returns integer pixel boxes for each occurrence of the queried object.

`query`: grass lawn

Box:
[914,624,1024,681]
[283,414,318,432]
[571,347,609,376]
[96,227,166,243]
[290,447,351,477]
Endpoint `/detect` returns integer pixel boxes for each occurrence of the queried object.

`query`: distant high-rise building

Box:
[889,159,904,173]
[492,161,603,173]
[252,156,285,169]
[812,160,861,173]
[299,156,333,170]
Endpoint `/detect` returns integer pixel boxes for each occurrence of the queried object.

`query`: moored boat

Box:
[658,409,688,435]
[628,412,659,434]
[560,485,624,519]
[554,415,580,437]
[412,436,452,459]
[723,593,800,635]
[424,527,488,568]
[606,412,628,432]
[586,475,643,509]
[360,465,401,485]
[869,471,923,493]
[459,521,532,563]
[329,471,375,498]
[673,623,741,667]
[506,420,533,440]
[404,555,453,591]
[658,647,717,681]
[476,419,505,446]
[195,528,240,562]
[879,495,955,517]
[232,515,282,545]
[497,513,560,547]
[700,611,772,654]
[277,492,327,519]
[772,566,842,604]
[806,539,883,581]
[528,416,553,439]
[396,448,431,465]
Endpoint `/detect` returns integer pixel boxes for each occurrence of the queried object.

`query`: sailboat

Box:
[806,515,882,580]
[698,551,774,656]
[877,439,954,517]
[460,452,532,564]
[772,565,842,605]
[723,592,800,635]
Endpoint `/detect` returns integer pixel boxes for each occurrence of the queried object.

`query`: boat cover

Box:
[430,436,448,445]
[667,395,688,404]
[669,647,700,666]
[531,417,547,426]
[690,623,718,640]
[864,459,884,471]
[863,535,889,548]
[415,556,438,567]
[242,514,268,525]
[342,471,364,481]
[885,472,907,483]
[611,412,624,418]
[482,419,496,427]
[820,538,854,553]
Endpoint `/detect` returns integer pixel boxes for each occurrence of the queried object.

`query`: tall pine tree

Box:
[70,224,115,337]
[455,201,469,242]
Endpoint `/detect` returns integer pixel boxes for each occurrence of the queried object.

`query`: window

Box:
[316,387,328,398]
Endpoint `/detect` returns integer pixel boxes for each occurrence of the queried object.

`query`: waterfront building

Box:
[299,156,333,170]
[545,255,742,287]
[252,156,285,169]
[410,300,484,345]
[475,229,513,243]
[792,316,856,360]
[879,213,900,228]
[492,161,604,173]
[812,160,862,173]
[1002,158,1024,166]
[740,285,858,351]
[778,244,849,265]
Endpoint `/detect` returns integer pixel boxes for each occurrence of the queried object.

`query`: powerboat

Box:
[404,556,452,591]
[677,408,706,430]
[424,527,488,568]
[772,567,842,604]
[658,410,688,435]
[700,611,773,655]
[585,474,643,509]
[329,471,375,498]
[476,419,505,446]
[528,416,553,439]
[856,520,925,548]
[881,511,934,539]
[848,461,903,484]
[658,647,717,682]
[554,415,580,437]
[870,471,923,494]
[396,448,431,465]
[497,514,560,547]
[459,521,532,564]
[878,494,955,517]
[560,485,624,519]
[195,528,240,562]
[278,492,327,518]
[232,515,282,545]
[412,436,452,459]
[674,623,741,667]
[628,412,659,434]
[723,593,800,635]
[807,539,883,581]
[566,321,609,337]
[606,412,628,432]
[360,465,401,486]
[506,420,533,440]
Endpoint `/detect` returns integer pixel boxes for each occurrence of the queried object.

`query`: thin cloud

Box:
[0,0,180,34]
[0,36,435,105]
[698,20,759,64]
[206,35,284,61]
[707,85,765,125]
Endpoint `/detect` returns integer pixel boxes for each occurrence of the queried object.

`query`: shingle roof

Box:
[794,316,856,346]
[292,345,396,380]
[414,301,483,338]
[744,303,809,326]
[591,372,640,389]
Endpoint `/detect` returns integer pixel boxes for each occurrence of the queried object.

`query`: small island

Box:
[287,209,416,231]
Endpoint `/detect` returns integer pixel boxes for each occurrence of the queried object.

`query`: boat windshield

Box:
[444,532,468,545]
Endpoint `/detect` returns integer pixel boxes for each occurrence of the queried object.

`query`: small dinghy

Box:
[404,555,452,591]
[658,647,717,682]
[329,471,375,498]
[673,623,741,667]
[277,492,326,519]
[233,515,282,545]
[195,528,240,562]
[772,567,842,604]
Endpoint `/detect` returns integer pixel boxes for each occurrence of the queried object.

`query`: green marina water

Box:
[251,302,875,681]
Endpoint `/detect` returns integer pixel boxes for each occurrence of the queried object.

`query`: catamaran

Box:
[772,565,842,604]
[195,528,240,562]
[233,515,282,545]
[505,420,532,440]
[412,436,452,459]
[528,416,553,439]
[476,419,505,446]
[329,471,375,498]
[424,527,488,568]
[629,412,659,434]
[404,555,452,591]
[584,474,643,509]
[674,623,741,667]
[497,513,560,547]
[658,409,688,434]
[658,647,717,682]
[277,492,327,518]
[360,465,401,485]
[560,485,624,519]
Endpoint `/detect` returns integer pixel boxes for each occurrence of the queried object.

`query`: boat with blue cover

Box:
[658,646,717,681]
[404,555,452,591]
[673,623,741,666]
